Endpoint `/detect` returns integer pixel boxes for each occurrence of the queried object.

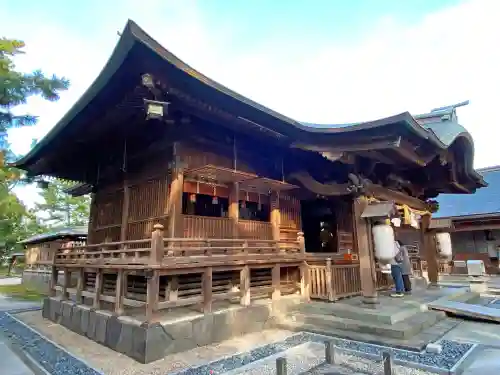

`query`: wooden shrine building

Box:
[21,227,87,292]
[14,21,485,329]
[434,165,500,273]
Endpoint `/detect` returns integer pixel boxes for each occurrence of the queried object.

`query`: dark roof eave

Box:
[11,20,485,190]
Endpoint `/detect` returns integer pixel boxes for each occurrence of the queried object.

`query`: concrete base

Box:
[42,297,280,363]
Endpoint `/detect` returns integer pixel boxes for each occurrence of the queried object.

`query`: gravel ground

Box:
[2,309,475,375]
[11,310,296,375]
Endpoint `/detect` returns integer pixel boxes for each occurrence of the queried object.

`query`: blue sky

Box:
[2,0,499,206]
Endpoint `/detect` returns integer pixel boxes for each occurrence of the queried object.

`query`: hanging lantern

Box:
[189,194,196,203]
[372,223,396,264]
[436,232,452,259]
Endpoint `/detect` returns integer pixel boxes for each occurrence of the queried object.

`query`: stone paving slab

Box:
[428,300,500,322]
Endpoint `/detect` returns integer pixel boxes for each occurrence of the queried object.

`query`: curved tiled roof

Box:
[13,20,484,190]
[435,166,500,219]
[19,226,88,245]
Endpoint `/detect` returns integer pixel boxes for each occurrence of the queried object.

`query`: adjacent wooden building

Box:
[21,227,87,292]
[434,165,500,273]
[14,20,485,321]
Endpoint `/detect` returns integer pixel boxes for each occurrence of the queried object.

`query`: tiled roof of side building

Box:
[435,166,500,219]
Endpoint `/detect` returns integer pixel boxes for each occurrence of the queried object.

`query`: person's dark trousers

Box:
[390,264,405,293]
[402,274,412,292]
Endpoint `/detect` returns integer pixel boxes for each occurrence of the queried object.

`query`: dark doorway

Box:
[300,198,338,253]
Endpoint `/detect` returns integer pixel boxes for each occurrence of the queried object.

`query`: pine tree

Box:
[0,37,69,255]
[35,179,90,228]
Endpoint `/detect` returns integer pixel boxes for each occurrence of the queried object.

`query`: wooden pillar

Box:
[421,214,439,286]
[145,270,160,322]
[270,191,281,250]
[272,264,281,300]
[300,261,310,301]
[115,269,124,315]
[229,182,239,238]
[61,269,70,301]
[75,268,84,304]
[93,269,102,309]
[166,143,184,240]
[49,266,58,297]
[240,265,250,306]
[202,267,213,312]
[352,196,378,304]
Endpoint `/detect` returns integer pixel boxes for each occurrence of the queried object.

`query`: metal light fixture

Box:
[144,99,170,120]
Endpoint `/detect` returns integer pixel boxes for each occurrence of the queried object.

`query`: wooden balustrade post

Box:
[202,267,213,313]
[297,232,305,253]
[93,269,103,309]
[300,261,310,301]
[75,268,85,304]
[145,269,160,322]
[150,224,165,264]
[240,265,250,306]
[325,258,334,302]
[115,269,125,315]
[272,263,281,300]
[49,266,58,297]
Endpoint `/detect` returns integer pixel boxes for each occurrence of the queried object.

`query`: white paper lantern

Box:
[372,224,396,264]
[436,232,452,259]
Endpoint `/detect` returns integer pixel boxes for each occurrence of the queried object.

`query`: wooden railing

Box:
[308,260,362,301]
[44,225,308,322]
[308,259,393,301]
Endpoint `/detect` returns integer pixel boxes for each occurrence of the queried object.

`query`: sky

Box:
[2,0,500,207]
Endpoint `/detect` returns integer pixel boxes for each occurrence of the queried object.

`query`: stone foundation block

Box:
[60,301,75,328]
[87,309,98,340]
[79,305,91,334]
[95,310,112,344]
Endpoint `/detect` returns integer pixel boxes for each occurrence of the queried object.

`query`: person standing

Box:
[390,241,405,297]
[397,240,413,294]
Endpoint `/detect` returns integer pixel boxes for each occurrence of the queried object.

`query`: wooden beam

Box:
[291,136,401,154]
[365,183,428,211]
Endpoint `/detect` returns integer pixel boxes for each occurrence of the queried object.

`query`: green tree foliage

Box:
[35,179,90,228]
[0,37,69,255]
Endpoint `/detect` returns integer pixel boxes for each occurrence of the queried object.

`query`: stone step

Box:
[290,302,422,325]
[285,309,446,340]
